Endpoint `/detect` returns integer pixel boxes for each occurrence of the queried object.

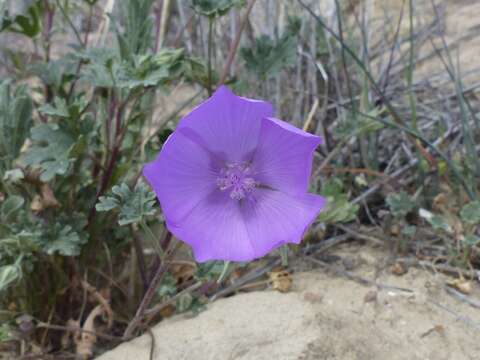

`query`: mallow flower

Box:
[143,86,326,262]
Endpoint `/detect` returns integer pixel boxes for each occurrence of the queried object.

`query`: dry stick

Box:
[398,258,476,279]
[36,322,120,342]
[297,0,436,169]
[335,224,385,246]
[211,234,351,301]
[378,0,406,93]
[217,0,257,86]
[123,241,179,339]
[302,98,319,132]
[80,280,113,329]
[158,0,172,50]
[445,286,480,310]
[305,256,413,293]
[428,300,480,332]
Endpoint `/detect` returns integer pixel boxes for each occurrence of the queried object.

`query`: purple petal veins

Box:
[143,86,326,262]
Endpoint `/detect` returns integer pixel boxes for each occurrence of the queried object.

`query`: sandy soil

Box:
[97,242,480,360]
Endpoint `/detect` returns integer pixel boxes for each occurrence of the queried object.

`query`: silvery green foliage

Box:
[240,17,300,80]
[0,80,32,170]
[116,0,156,59]
[0,0,188,300]
[22,123,75,181]
[96,182,157,226]
[191,0,245,17]
[386,191,416,218]
[37,222,87,257]
[0,262,22,293]
[318,177,358,224]
[0,0,43,38]
[460,201,480,225]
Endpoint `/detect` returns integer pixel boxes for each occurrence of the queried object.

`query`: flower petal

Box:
[252,117,322,194]
[241,189,326,255]
[143,128,220,225]
[169,188,325,262]
[177,86,274,163]
[167,191,255,262]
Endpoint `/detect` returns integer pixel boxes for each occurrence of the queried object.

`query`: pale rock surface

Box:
[97,244,480,360]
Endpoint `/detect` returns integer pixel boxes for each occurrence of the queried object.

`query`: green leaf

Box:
[157,273,177,298]
[82,48,186,89]
[0,195,24,222]
[22,123,75,181]
[419,208,452,233]
[0,0,43,38]
[334,107,385,139]
[0,80,33,168]
[460,201,480,225]
[241,34,297,79]
[3,168,24,183]
[191,0,245,17]
[195,261,225,281]
[96,182,157,226]
[386,191,416,218]
[0,262,22,292]
[317,178,358,224]
[402,225,417,237]
[115,0,156,60]
[38,97,70,118]
[37,224,87,257]
[464,234,480,246]
[318,194,359,224]
[0,324,13,342]
[117,49,185,89]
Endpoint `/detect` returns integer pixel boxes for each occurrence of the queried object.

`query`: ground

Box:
[97,242,480,360]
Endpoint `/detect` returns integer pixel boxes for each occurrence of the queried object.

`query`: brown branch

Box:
[217,0,257,86]
[123,240,179,339]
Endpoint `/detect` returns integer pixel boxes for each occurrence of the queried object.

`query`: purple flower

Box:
[143,86,326,262]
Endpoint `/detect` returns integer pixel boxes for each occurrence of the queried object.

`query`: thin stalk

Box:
[55,0,84,47]
[297,0,437,168]
[140,220,164,259]
[218,0,258,86]
[340,104,475,200]
[407,0,417,131]
[123,240,179,339]
[207,16,214,95]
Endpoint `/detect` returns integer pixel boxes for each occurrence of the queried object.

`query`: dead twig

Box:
[80,280,113,329]
[445,286,480,310]
[123,240,180,339]
[306,256,413,293]
[218,0,258,86]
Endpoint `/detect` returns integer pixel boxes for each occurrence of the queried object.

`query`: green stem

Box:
[140,220,163,259]
[55,0,85,48]
[207,16,214,96]
[280,245,289,267]
[216,261,231,284]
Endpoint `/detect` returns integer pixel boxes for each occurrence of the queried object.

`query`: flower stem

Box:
[140,220,164,259]
[216,261,231,284]
[123,239,179,339]
[207,16,214,96]
[280,245,289,267]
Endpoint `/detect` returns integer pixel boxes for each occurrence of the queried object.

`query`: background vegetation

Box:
[1,0,479,358]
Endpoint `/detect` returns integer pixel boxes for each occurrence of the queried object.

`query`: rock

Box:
[97,244,480,360]
[97,291,319,360]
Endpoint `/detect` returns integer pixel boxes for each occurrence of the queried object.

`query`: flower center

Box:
[216,162,257,200]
